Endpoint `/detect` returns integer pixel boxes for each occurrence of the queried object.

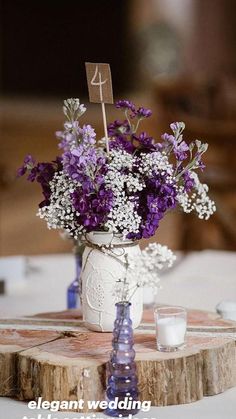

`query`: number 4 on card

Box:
[85,62,114,104]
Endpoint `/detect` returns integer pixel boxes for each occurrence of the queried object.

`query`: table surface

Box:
[0,250,236,419]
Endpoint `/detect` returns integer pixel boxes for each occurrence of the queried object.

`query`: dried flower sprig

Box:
[113,243,176,302]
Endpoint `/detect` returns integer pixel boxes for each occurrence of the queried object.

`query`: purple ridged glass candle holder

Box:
[105,302,140,417]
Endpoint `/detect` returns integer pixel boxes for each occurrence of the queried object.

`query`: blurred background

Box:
[1,0,236,256]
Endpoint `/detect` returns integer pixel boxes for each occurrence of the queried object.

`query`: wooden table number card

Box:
[85,62,114,154]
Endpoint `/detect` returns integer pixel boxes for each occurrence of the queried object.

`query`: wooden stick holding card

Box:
[85,62,114,155]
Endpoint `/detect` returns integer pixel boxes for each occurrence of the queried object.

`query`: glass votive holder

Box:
[154,306,187,352]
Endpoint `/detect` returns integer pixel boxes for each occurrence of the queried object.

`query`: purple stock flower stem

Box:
[133,118,142,134]
[176,151,204,180]
[174,160,183,176]
[124,109,132,132]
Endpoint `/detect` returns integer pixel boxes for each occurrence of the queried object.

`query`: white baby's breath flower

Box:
[104,149,144,237]
[139,151,174,178]
[37,171,84,239]
[177,172,216,220]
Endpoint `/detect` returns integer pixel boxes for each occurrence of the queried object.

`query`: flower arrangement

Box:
[18,98,216,242]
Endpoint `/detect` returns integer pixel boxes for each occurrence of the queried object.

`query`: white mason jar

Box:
[81,231,143,332]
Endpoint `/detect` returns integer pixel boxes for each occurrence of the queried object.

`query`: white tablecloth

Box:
[0,250,236,418]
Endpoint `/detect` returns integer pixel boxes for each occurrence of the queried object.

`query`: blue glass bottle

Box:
[67,252,82,309]
[105,302,140,417]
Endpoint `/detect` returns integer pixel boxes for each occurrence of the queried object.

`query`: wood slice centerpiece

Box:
[0,309,235,411]
[0,329,61,396]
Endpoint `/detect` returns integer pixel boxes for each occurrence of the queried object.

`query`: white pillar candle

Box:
[156,316,186,347]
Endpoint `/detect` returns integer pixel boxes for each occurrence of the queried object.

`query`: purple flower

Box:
[115,100,135,112]
[108,119,134,153]
[170,122,179,132]
[161,133,176,146]
[110,136,135,154]
[174,141,189,161]
[78,124,96,145]
[56,121,79,151]
[161,131,189,161]
[134,132,155,148]
[126,169,178,240]
[56,121,96,151]
[72,186,113,231]
[108,120,130,137]
[136,107,152,118]
[194,152,206,171]
[64,121,79,131]
[91,188,114,213]
[170,122,185,134]
[63,145,104,181]
[17,156,62,207]
[142,213,162,238]
[17,155,35,177]
[197,159,206,171]
[182,170,195,192]
[147,195,160,213]
[147,188,176,214]
[37,160,63,207]
[154,142,164,151]
[62,144,109,224]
